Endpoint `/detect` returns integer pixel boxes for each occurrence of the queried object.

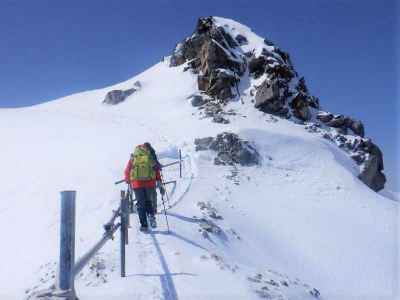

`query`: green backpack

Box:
[130,145,156,181]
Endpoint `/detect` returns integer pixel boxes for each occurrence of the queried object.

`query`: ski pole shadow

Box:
[165,212,227,246]
[149,232,180,300]
[151,229,207,251]
[166,212,201,224]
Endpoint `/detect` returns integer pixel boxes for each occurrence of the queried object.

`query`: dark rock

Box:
[326,115,346,128]
[190,95,206,107]
[203,102,223,117]
[235,34,248,45]
[198,75,210,91]
[200,40,228,75]
[213,115,230,124]
[237,147,258,166]
[124,88,136,97]
[290,93,311,121]
[296,77,308,94]
[361,140,384,171]
[207,69,237,100]
[169,16,248,104]
[274,48,291,64]
[194,137,214,151]
[336,126,348,135]
[317,111,334,123]
[350,152,366,165]
[308,96,320,109]
[248,56,267,78]
[196,17,214,34]
[264,38,274,46]
[197,132,260,166]
[215,152,233,165]
[255,80,286,115]
[170,53,186,67]
[217,26,238,48]
[266,64,295,81]
[358,154,386,191]
[349,119,365,137]
[103,88,136,105]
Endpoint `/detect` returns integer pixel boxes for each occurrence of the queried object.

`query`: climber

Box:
[124,142,165,232]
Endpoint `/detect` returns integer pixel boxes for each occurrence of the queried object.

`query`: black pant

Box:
[133,187,155,227]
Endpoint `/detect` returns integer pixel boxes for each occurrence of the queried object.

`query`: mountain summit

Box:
[168,16,386,192]
[0,17,396,300]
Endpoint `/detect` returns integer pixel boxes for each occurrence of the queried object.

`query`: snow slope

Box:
[0,19,398,300]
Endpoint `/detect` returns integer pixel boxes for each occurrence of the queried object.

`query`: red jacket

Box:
[124,159,161,189]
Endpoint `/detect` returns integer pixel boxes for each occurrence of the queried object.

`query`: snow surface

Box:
[0,18,398,300]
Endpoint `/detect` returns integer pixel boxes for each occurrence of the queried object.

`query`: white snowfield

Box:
[0,18,398,300]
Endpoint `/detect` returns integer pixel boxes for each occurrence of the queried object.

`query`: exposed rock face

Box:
[356,139,385,191]
[359,155,386,192]
[318,127,385,191]
[171,16,245,104]
[289,93,311,121]
[248,56,267,78]
[348,119,365,137]
[195,132,260,166]
[317,111,365,137]
[207,69,238,100]
[255,80,287,116]
[170,16,387,191]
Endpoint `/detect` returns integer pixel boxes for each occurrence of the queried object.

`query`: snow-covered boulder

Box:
[103,81,141,105]
[195,132,260,166]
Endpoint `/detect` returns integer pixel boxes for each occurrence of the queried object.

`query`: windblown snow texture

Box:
[0,16,397,300]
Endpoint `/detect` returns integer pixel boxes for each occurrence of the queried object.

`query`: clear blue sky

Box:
[0,0,398,190]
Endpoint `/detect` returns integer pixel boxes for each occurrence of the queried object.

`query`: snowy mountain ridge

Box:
[0,16,397,300]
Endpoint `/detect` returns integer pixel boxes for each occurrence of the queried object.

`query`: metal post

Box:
[120,191,126,278]
[122,193,129,245]
[179,149,182,178]
[59,191,76,299]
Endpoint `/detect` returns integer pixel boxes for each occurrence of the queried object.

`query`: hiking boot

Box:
[149,216,157,228]
[139,226,149,233]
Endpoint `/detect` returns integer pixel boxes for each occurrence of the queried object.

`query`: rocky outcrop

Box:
[206,69,238,100]
[317,111,365,137]
[289,93,311,121]
[356,139,385,191]
[317,126,385,191]
[103,81,141,105]
[195,132,260,166]
[255,80,288,116]
[170,16,387,191]
[248,56,267,78]
[171,17,245,104]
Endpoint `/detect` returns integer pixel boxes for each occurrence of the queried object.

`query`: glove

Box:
[160,186,166,196]
[157,181,166,196]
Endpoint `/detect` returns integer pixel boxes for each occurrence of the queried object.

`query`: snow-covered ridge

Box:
[0,17,397,300]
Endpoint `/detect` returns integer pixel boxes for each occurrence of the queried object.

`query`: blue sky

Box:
[0,0,398,190]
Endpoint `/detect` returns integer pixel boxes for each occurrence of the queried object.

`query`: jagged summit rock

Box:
[170,16,386,191]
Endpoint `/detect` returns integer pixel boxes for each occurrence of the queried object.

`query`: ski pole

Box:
[115,179,125,185]
[160,171,171,207]
[161,194,170,233]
